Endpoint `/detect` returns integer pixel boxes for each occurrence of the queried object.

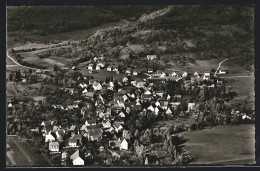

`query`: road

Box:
[214,58,230,76]
[7,53,40,71]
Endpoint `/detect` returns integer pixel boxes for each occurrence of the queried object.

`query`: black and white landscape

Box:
[6,5,255,166]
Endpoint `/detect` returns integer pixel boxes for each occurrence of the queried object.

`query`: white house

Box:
[70,150,84,165]
[187,103,196,112]
[119,111,126,118]
[147,55,157,60]
[155,101,161,107]
[122,77,128,83]
[147,105,155,112]
[96,64,101,70]
[102,120,111,129]
[120,139,128,150]
[45,132,56,142]
[182,72,188,77]
[166,108,172,115]
[93,82,102,91]
[154,107,159,116]
[88,64,93,70]
[49,141,59,152]
[133,71,138,76]
[107,66,112,71]
[82,88,88,94]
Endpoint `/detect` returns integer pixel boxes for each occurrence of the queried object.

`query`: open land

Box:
[182,124,255,164]
[7,136,49,166]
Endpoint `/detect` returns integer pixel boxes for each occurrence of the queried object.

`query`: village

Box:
[7,53,254,166]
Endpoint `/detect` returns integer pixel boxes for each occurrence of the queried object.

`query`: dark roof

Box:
[88,128,103,140]
[113,121,121,129]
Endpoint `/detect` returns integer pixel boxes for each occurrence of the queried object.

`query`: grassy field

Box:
[223,73,254,107]
[182,124,255,164]
[7,136,49,166]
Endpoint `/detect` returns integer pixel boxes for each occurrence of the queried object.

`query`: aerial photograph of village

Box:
[6,5,255,166]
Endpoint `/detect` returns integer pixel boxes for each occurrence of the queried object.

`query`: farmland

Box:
[7,136,50,166]
[182,124,255,164]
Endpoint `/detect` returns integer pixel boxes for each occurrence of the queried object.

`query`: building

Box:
[113,121,123,133]
[147,55,157,60]
[70,150,84,165]
[49,141,59,152]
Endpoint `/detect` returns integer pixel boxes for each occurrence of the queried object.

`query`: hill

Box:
[7,6,165,35]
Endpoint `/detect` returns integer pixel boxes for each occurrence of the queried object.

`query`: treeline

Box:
[7,6,165,34]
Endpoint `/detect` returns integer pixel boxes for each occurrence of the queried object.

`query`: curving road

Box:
[7,53,39,70]
[214,58,230,76]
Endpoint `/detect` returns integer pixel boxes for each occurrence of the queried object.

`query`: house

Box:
[122,130,131,140]
[93,81,102,91]
[82,88,88,94]
[167,76,181,81]
[218,69,227,74]
[154,107,159,115]
[133,71,138,76]
[147,55,157,60]
[155,90,164,97]
[96,64,101,70]
[194,71,200,77]
[102,120,111,129]
[182,72,188,78]
[113,121,123,133]
[88,64,93,70]
[87,127,103,141]
[166,108,173,115]
[45,132,56,142]
[61,151,68,165]
[8,103,13,108]
[70,150,84,165]
[85,92,95,100]
[107,66,112,71]
[160,101,168,109]
[66,105,74,110]
[147,105,155,112]
[73,134,82,145]
[120,139,128,150]
[69,138,77,148]
[143,94,152,101]
[187,103,196,112]
[55,129,65,141]
[109,139,128,150]
[49,141,59,152]
[119,111,126,118]
[85,119,96,126]
[144,89,152,95]
[136,81,146,88]
[112,67,118,72]
[170,71,178,76]
[122,77,128,83]
[155,101,161,107]
[125,68,131,75]
[203,72,211,80]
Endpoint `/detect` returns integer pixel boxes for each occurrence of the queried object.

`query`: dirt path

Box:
[214,58,230,76]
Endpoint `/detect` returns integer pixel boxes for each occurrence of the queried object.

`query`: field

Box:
[182,124,255,164]
[7,136,49,166]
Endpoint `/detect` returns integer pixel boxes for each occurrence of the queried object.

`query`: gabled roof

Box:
[70,150,83,161]
[69,137,77,144]
[113,121,122,129]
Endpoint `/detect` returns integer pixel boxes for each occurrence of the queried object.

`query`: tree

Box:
[9,73,13,81]
[53,64,60,71]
